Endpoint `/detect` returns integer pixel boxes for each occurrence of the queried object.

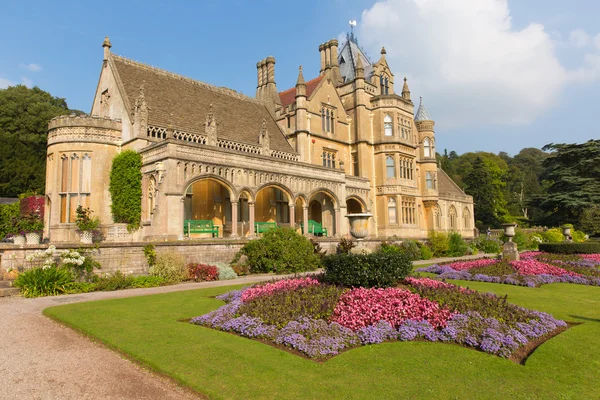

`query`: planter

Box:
[25,232,40,245]
[346,213,373,241]
[12,235,26,246]
[562,226,572,237]
[80,231,93,244]
[501,223,518,242]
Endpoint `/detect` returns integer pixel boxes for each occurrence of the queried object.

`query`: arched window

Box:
[423,138,432,158]
[388,197,397,224]
[426,172,433,189]
[148,176,156,215]
[463,207,470,229]
[384,115,393,136]
[380,74,389,94]
[386,155,395,178]
[434,206,441,228]
[449,206,457,230]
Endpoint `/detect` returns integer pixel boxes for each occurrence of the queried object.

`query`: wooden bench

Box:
[300,220,328,237]
[254,221,277,234]
[184,220,219,238]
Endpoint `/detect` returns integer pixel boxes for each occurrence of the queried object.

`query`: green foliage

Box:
[578,206,600,236]
[321,252,412,288]
[232,227,321,274]
[0,86,83,196]
[378,241,422,261]
[19,212,44,233]
[143,244,157,267]
[14,267,74,297]
[541,228,564,243]
[469,261,516,276]
[420,245,433,260]
[0,201,19,239]
[149,252,187,282]
[427,231,449,257]
[109,150,142,231]
[447,232,468,257]
[75,205,100,232]
[462,156,507,226]
[214,263,237,280]
[336,238,356,254]
[572,230,587,243]
[67,249,101,282]
[66,273,167,293]
[538,242,600,254]
[472,237,502,254]
[309,238,327,258]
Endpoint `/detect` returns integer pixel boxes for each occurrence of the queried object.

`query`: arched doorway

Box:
[254,185,292,233]
[184,178,233,238]
[307,191,337,236]
[346,198,364,214]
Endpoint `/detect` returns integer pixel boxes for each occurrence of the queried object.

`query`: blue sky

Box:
[1,0,599,155]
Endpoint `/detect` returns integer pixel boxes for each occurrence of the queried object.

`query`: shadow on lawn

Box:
[569,315,600,323]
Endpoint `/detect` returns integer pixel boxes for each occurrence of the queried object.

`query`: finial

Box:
[404,77,407,82]
[102,36,112,48]
[420,96,423,105]
[296,65,305,85]
[381,47,386,55]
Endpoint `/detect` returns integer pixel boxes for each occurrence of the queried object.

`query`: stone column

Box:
[334,208,341,238]
[249,202,255,236]
[289,204,295,230]
[230,201,239,238]
[178,197,185,240]
[303,205,309,237]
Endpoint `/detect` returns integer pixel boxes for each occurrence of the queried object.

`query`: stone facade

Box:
[43,35,474,243]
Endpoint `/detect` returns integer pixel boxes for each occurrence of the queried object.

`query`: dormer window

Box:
[321,106,335,134]
[380,74,389,95]
[384,115,393,136]
[340,56,346,64]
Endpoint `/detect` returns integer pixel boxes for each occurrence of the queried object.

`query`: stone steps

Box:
[0,280,19,297]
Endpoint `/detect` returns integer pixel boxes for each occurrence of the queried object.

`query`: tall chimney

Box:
[329,39,342,84]
[319,43,326,75]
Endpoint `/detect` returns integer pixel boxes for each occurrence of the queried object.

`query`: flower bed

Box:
[417,252,600,287]
[191,277,567,361]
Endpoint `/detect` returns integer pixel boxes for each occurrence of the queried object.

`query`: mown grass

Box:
[44,281,600,400]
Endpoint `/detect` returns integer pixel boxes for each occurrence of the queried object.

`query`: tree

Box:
[0,85,82,197]
[463,156,502,227]
[538,140,600,227]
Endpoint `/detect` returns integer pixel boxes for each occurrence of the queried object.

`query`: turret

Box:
[402,77,411,100]
[295,66,308,161]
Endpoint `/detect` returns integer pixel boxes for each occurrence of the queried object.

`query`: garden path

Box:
[0,253,494,399]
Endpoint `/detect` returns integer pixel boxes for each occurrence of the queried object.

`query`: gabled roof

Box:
[338,38,373,83]
[278,76,323,108]
[438,169,469,198]
[109,55,294,153]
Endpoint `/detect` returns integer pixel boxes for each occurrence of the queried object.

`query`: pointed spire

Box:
[415,96,432,122]
[296,65,305,86]
[402,77,411,100]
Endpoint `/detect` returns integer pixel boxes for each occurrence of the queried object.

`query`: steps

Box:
[0,280,19,297]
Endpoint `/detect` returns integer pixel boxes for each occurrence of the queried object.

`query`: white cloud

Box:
[569,29,591,48]
[22,63,42,72]
[357,0,599,128]
[21,77,33,88]
[0,77,13,88]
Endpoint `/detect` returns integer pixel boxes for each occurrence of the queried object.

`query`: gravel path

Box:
[0,253,493,399]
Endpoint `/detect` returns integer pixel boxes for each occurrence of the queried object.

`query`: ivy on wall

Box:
[109,150,142,231]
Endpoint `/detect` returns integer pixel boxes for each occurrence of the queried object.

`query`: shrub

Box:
[231,227,321,274]
[188,263,219,282]
[149,252,187,282]
[420,245,433,260]
[109,150,142,231]
[0,202,20,240]
[447,232,468,257]
[215,262,237,280]
[232,263,250,276]
[14,267,74,297]
[572,230,587,243]
[143,244,157,267]
[322,252,412,288]
[92,271,135,291]
[310,238,327,258]
[378,242,402,254]
[538,242,600,254]
[336,238,356,254]
[541,228,564,243]
[400,240,422,261]
[428,231,449,257]
[472,237,502,254]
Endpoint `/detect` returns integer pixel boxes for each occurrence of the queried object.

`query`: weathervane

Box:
[349,20,357,41]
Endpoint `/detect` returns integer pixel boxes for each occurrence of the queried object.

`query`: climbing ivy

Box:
[109,150,142,231]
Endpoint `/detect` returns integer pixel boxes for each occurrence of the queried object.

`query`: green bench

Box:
[184,219,219,238]
[300,220,328,236]
[254,221,277,233]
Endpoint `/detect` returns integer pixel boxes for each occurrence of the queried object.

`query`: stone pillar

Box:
[249,202,255,236]
[289,204,295,230]
[230,201,239,238]
[178,197,185,240]
[303,205,309,237]
[334,208,341,238]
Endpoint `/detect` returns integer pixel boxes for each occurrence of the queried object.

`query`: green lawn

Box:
[44,281,600,400]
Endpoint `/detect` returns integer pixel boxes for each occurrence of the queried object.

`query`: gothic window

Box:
[386,155,395,178]
[402,197,416,224]
[463,207,471,229]
[321,106,335,133]
[352,152,359,176]
[426,172,434,189]
[322,150,336,168]
[434,206,441,228]
[59,152,92,223]
[423,137,432,158]
[449,206,457,230]
[380,74,389,95]
[388,197,397,224]
[384,115,393,136]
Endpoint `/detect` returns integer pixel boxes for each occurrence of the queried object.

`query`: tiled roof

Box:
[110,55,294,153]
[438,169,468,197]
[278,76,323,107]
[338,39,373,83]
[415,97,432,121]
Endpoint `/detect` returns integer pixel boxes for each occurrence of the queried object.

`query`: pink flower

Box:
[404,277,471,293]
[241,277,320,302]
[510,260,580,277]
[331,287,454,331]
[443,258,498,271]
[581,254,600,263]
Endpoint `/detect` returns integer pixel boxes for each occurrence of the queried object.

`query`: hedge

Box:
[321,252,412,288]
[538,242,600,254]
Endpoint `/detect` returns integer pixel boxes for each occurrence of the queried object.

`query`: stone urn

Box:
[12,234,26,246]
[501,223,518,242]
[562,225,573,242]
[80,231,93,244]
[346,213,372,241]
[25,232,41,245]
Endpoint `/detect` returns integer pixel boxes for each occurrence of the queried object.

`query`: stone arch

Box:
[307,188,339,236]
[308,187,339,208]
[182,174,235,198]
[448,205,458,230]
[254,182,294,227]
[255,182,294,203]
[346,195,366,213]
